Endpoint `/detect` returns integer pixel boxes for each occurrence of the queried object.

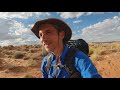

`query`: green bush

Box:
[14,52,24,59]
[89,49,94,56]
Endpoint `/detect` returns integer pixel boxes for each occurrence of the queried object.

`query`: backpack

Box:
[66,39,89,55]
[45,39,89,78]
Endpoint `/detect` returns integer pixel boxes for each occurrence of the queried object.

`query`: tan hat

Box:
[31,18,72,43]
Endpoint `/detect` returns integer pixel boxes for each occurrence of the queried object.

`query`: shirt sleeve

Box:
[41,57,48,78]
[75,51,102,78]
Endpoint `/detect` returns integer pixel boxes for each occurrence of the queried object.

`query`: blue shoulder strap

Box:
[64,47,82,78]
[45,48,82,78]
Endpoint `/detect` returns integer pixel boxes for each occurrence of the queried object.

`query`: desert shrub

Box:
[34,45,40,48]
[14,51,25,59]
[0,52,5,58]
[24,74,34,78]
[3,46,8,49]
[24,48,29,51]
[29,49,35,53]
[23,56,30,60]
[5,51,13,55]
[24,45,29,48]
[7,45,14,50]
[32,54,41,60]
[7,55,12,58]
[90,53,99,61]
[89,49,94,56]
[28,60,38,67]
[8,66,27,73]
[32,56,38,60]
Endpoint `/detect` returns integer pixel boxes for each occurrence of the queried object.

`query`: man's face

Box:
[39,24,64,52]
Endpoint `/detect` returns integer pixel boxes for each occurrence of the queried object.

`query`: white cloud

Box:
[0,12,51,19]
[73,20,82,23]
[59,12,85,19]
[0,38,39,46]
[0,18,30,40]
[9,20,30,35]
[0,18,17,40]
[85,12,95,15]
[85,12,114,16]
[0,12,51,46]
[0,18,40,46]
[79,16,120,42]
[58,12,113,19]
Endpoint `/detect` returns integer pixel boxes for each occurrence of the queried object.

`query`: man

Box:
[31,18,102,78]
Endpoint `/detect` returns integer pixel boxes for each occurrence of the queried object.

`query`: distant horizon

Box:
[0,12,120,46]
[1,40,120,47]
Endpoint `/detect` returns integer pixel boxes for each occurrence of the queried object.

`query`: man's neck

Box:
[53,45,64,58]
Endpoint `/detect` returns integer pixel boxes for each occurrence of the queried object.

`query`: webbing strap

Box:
[45,53,52,75]
[64,47,81,78]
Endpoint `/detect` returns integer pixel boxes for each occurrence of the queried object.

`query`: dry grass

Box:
[0,41,120,78]
[89,41,120,61]
[89,41,120,78]
[0,44,43,78]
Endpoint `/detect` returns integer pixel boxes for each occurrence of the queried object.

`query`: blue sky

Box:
[0,12,120,46]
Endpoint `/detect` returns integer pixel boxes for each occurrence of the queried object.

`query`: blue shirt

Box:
[41,45,102,78]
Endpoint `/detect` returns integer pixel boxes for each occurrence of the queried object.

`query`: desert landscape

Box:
[0,41,120,78]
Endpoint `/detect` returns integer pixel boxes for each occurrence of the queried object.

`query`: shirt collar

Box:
[51,45,69,64]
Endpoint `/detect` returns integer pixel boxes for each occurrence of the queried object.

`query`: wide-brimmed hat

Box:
[31,18,72,43]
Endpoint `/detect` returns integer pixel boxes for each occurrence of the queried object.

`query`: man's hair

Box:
[52,24,66,44]
[39,23,67,44]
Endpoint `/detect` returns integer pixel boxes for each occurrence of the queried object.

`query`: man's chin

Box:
[45,48,51,52]
[46,48,53,52]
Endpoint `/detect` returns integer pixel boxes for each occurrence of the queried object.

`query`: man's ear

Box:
[60,31,65,39]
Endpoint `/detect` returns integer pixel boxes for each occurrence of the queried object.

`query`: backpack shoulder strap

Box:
[64,47,82,78]
[45,53,52,75]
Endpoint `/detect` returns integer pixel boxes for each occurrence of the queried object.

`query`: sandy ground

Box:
[92,50,120,78]
[0,57,42,78]
[0,43,120,78]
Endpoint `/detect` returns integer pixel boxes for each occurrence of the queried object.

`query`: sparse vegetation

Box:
[24,74,34,78]
[7,45,14,50]
[29,49,35,53]
[14,52,25,59]
[8,66,27,73]
[28,60,38,67]
[0,41,120,78]
[89,49,94,56]
[23,56,30,60]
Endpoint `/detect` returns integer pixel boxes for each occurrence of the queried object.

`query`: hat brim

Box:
[31,18,72,43]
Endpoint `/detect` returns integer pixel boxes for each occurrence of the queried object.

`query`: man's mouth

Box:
[44,42,51,46]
